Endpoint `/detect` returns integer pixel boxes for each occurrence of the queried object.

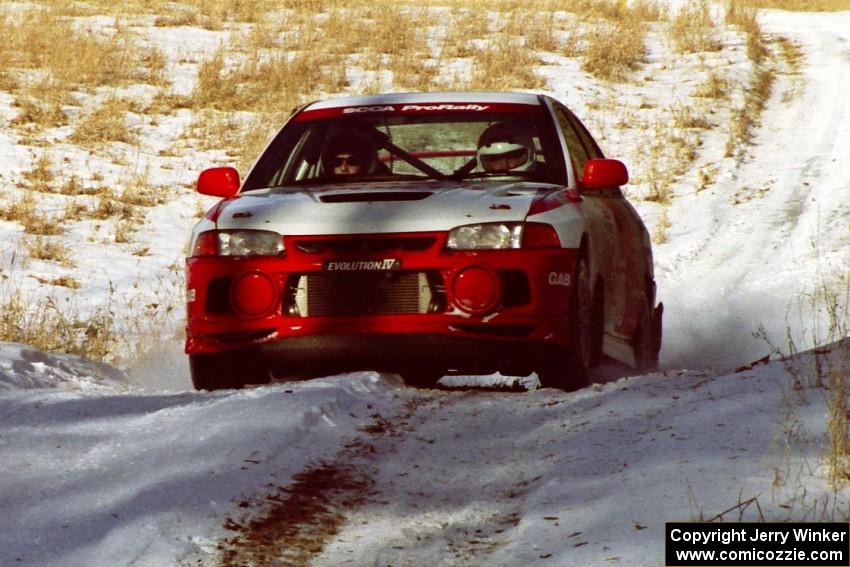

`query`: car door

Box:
[552,103,652,349]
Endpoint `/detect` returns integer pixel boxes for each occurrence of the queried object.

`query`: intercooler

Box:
[286,271,444,317]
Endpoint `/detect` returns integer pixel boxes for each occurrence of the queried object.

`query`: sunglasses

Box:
[332,154,364,167]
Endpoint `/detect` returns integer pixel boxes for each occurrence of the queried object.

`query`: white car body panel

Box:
[199,181,585,249]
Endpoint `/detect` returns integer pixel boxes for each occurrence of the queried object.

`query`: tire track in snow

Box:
[212,388,448,566]
[658,19,850,369]
[311,386,572,567]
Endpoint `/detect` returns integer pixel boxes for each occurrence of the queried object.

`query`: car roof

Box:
[304,91,544,110]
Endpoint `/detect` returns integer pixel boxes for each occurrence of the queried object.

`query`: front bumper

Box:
[185,232,580,372]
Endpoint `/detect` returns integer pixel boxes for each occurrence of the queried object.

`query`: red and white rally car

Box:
[185,92,662,390]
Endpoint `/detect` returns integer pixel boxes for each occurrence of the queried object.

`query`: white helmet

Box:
[476,122,536,173]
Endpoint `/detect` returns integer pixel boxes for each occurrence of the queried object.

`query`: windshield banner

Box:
[295,103,538,121]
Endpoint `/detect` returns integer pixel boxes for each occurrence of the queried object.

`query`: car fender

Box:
[525,199,585,250]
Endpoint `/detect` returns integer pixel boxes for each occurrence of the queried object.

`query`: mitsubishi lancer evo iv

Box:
[185,92,663,391]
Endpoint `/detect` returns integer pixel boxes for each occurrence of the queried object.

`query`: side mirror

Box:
[197,167,240,198]
[582,159,628,190]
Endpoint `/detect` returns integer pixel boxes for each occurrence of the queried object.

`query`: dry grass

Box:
[721,0,776,161]
[441,7,481,59]
[725,65,775,158]
[0,192,64,236]
[469,40,547,90]
[184,109,248,153]
[69,97,138,146]
[652,208,672,244]
[726,2,768,62]
[670,1,722,53]
[630,0,666,21]
[191,50,319,113]
[827,366,850,485]
[0,291,117,362]
[824,287,850,487]
[776,37,805,74]
[694,73,729,99]
[0,267,183,365]
[696,165,719,192]
[32,275,81,289]
[518,12,562,53]
[61,199,90,223]
[22,154,56,193]
[583,19,648,81]
[55,0,279,26]
[644,169,673,204]
[672,105,714,130]
[91,193,134,222]
[180,110,282,172]
[24,236,75,267]
[633,97,707,204]
[57,175,101,197]
[154,8,205,28]
[148,91,192,115]
[10,92,69,132]
[116,171,166,208]
[736,0,850,9]
[115,219,136,244]
[0,7,155,93]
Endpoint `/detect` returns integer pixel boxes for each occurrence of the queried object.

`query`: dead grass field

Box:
[738,0,850,9]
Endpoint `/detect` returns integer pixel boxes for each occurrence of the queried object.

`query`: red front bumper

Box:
[185,232,579,369]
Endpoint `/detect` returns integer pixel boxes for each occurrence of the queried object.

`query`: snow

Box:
[1,3,850,566]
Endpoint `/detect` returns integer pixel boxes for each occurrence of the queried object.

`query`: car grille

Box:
[293,236,436,255]
[285,271,445,317]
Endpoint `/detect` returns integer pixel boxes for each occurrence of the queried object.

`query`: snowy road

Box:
[3,346,839,567]
[657,8,850,370]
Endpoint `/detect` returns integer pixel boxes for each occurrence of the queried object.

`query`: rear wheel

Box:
[189,351,270,391]
[633,303,659,372]
[537,257,595,391]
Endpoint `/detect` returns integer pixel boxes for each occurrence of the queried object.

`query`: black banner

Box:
[666,523,849,566]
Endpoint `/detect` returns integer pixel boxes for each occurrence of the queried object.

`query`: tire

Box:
[633,303,659,372]
[537,256,595,391]
[189,351,270,391]
[400,369,443,388]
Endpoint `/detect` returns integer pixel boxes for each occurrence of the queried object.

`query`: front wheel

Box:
[537,257,595,391]
[189,351,270,391]
[400,369,443,389]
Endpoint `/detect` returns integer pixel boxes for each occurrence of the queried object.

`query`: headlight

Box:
[219,230,284,256]
[447,223,523,250]
[191,230,284,257]
[446,222,561,250]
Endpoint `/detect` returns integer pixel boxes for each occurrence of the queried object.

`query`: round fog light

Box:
[230,272,278,317]
[452,266,501,314]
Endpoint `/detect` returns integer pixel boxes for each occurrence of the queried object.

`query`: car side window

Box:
[565,110,604,161]
[553,106,590,181]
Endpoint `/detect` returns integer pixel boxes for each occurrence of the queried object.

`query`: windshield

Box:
[242,102,566,191]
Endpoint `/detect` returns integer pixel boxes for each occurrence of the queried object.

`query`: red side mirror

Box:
[197,167,240,197]
[582,159,628,190]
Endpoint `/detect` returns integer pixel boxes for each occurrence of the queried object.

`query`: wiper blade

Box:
[278,173,438,187]
[454,171,540,180]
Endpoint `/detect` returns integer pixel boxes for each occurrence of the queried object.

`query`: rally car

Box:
[185,92,662,390]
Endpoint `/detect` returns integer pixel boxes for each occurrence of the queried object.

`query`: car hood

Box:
[214,180,560,235]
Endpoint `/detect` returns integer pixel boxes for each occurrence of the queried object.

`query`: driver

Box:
[322,130,388,177]
[476,121,537,174]
[323,138,372,176]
